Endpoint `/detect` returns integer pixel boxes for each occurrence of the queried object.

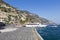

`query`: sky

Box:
[4,0,60,24]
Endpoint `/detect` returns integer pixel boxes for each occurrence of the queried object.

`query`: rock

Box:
[0,22,5,29]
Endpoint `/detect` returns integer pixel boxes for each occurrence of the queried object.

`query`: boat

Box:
[47,24,58,27]
[25,23,47,27]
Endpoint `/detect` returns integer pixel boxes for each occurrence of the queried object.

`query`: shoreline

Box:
[0,26,44,40]
[34,28,44,40]
[0,27,36,40]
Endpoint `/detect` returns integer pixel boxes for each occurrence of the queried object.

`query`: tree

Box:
[20,20,25,24]
[8,15,11,23]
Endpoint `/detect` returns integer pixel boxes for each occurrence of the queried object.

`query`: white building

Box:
[0,14,7,23]
[0,19,4,22]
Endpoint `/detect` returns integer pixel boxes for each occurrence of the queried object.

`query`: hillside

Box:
[0,0,55,25]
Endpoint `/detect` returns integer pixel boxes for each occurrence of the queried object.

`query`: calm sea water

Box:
[36,25,60,40]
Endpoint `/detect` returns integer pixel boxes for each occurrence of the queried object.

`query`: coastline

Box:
[0,24,44,40]
[0,27,36,40]
[34,28,44,40]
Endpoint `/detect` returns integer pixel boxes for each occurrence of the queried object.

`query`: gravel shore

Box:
[0,24,43,40]
[0,27,36,40]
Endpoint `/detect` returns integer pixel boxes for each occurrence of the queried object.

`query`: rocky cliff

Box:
[0,0,55,25]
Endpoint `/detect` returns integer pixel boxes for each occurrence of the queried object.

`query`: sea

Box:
[36,25,60,40]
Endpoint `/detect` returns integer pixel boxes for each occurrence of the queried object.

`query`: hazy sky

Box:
[4,0,60,24]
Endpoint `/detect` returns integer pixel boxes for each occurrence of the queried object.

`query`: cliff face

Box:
[0,0,55,25]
